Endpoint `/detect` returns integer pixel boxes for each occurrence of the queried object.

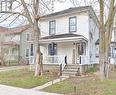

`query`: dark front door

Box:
[48,43,57,55]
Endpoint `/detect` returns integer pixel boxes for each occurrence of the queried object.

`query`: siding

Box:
[40,12,89,39]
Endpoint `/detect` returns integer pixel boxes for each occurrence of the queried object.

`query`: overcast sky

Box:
[0,0,100,28]
[0,0,74,28]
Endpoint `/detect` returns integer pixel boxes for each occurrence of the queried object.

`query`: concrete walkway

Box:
[33,76,69,90]
[0,65,28,72]
[0,85,62,95]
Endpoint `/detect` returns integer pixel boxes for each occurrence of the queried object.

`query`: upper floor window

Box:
[0,0,12,11]
[69,16,77,32]
[49,20,56,35]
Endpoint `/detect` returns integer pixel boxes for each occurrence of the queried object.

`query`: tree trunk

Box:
[33,20,43,77]
[35,52,40,76]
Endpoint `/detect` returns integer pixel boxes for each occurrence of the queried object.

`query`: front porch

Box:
[2,41,19,65]
[39,34,90,75]
[40,39,89,65]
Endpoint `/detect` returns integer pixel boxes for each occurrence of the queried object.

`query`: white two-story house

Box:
[39,6,99,67]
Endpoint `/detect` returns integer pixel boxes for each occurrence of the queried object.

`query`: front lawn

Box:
[43,71,116,95]
[0,69,58,88]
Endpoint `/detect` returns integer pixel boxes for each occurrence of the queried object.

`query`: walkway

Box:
[33,76,69,90]
[0,85,62,95]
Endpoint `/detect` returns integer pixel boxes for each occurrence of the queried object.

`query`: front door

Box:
[75,42,86,64]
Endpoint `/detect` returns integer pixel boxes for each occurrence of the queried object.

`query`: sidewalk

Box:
[0,65,28,72]
[0,84,62,95]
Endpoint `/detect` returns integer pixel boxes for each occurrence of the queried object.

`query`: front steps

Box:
[62,64,81,77]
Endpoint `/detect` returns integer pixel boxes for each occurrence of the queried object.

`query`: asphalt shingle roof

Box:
[41,33,82,39]
[41,6,92,19]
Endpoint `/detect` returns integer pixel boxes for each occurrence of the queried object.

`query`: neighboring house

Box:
[0,25,35,65]
[39,6,99,68]
[95,16,116,65]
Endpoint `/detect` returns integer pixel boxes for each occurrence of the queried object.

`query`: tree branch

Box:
[21,0,33,25]
[0,11,26,17]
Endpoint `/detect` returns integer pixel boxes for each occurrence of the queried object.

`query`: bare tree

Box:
[71,0,116,79]
[0,0,65,76]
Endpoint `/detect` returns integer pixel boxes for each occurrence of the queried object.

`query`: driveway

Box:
[0,85,62,95]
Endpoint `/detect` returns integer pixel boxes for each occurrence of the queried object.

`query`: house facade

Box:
[39,6,99,66]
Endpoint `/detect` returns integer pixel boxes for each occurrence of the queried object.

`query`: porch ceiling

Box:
[39,34,88,44]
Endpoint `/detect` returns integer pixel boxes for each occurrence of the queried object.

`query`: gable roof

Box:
[41,6,95,18]
[0,25,30,35]
[40,6,99,28]
[41,6,90,19]
[0,26,8,33]
[6,25,30,35]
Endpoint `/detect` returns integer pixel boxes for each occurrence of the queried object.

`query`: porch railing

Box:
[43,55,67,75]
[43,55,65,64]
[7,55,18,61]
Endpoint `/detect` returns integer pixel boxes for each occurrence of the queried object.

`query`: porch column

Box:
[76,43,79,63]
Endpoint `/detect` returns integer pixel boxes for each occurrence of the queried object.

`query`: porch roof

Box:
[39,33,88,44]
[3,41,19,46]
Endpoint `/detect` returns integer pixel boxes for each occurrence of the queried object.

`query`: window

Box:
[69,17,77,32]
[30,44,34,56]
[12,48,17,55]
[26,48,29,57]
[26,33,31,41]
[48,43,57,55]
[49,20,56,35]
[0,0,12,11]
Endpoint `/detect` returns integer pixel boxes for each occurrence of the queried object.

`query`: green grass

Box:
[43,71,116,95]
[0,69,57,88]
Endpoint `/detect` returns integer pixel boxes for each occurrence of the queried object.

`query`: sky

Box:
[0,0,100,28]
[54,0,73,12]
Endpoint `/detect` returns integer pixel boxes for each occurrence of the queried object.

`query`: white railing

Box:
[59,56,66,71]
[43,55,67,75]
[7,55,18,61]
[79,55,88,65]
[43,55,65,65]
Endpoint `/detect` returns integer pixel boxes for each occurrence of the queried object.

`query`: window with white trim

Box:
[49,20,56,35]
[26,48,29,57]
[69,17,77,32]
[0,0,12,11]
[26,33,31,41]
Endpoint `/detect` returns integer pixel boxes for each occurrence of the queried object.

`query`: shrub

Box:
[86,67,97,73]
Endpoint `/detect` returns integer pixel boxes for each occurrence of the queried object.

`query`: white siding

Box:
[40,12,89,39]
[89,17,99,64]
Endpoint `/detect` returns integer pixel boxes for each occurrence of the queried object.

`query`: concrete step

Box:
[65,66,80,69]
[61,64,81,76]
[63,69,78,72]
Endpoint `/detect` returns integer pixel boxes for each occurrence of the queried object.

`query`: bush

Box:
[86,67,97,73]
